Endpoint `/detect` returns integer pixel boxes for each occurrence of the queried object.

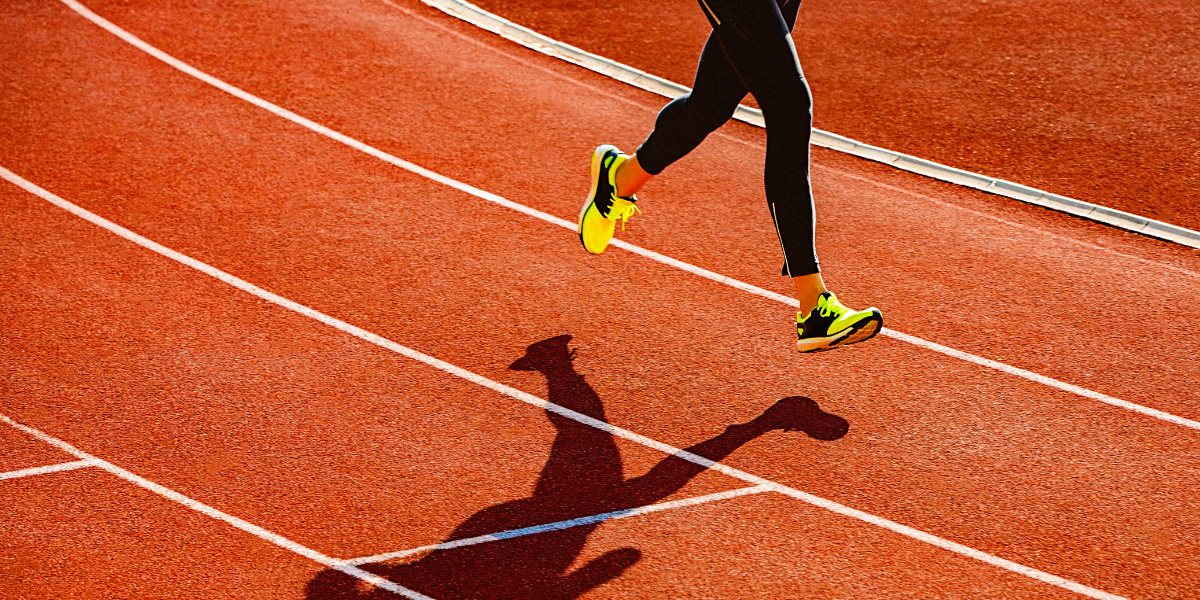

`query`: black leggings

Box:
[635,0,818,277]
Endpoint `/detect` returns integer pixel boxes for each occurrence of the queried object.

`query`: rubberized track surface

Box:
[1,0,1198,598]
[472,0,1200,232]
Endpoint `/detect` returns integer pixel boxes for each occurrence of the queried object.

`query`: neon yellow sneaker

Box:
[796,291,883,353]
[579,145,640,254]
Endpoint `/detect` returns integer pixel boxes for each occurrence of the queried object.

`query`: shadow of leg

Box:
[620,396,848,506]
[754,396,849,441]
[305,336,850,600]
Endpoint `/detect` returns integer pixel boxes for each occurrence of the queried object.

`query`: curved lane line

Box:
[414,0,1200,250]
[0,166,1124,600]
[0,414,434,599]
[53,0,1200,433]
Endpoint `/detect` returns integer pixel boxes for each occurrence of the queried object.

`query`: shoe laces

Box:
[611,196,641,231]
[816,293,848,319]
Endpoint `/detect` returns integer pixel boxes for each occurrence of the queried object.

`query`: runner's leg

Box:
[633,33,750,178]
[705,0,819,279]
[634,0,818,280]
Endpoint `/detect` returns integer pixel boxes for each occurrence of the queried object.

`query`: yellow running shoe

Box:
[796,291,883,353]
[579,145,640,254]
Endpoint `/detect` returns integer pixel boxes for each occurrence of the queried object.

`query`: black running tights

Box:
[635,0,818,276]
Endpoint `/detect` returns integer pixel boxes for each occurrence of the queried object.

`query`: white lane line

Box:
[0,414,434,600]
[0,169,1125,600]
[341,485,773,567]
[56,0,1200,433]
[0,459,99,481]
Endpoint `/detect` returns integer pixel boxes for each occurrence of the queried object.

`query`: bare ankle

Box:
[614,155,652,198]
[793,272,827,316]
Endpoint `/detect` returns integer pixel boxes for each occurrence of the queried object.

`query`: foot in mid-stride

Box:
[796,291,882,353]
[579,144,640,254]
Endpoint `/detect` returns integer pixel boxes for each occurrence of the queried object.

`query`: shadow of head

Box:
[510,334,575,372]
[755,396,849,440]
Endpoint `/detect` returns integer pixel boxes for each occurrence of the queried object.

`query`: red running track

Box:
[1,0,1198,598]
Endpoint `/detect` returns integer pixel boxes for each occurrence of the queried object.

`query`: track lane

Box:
[0,183,747,563]
[2,175,1113,597]
[53,0,1200,421]
[2,0,1199,597]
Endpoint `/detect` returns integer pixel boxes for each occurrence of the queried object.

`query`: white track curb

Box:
[420,0,1200,250]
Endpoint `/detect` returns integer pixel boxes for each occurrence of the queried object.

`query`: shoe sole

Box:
[797,310,883,353]
[578,144,617,254]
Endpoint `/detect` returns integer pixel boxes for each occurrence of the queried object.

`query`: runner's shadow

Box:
[306,335,847,599]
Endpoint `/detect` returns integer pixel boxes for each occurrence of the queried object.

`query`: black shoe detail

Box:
[797,300,837,340]
[594,149,620,218]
